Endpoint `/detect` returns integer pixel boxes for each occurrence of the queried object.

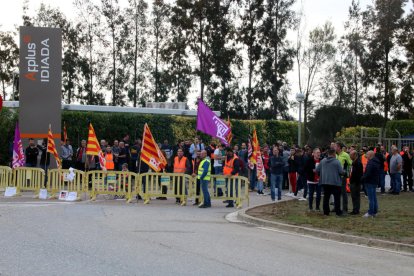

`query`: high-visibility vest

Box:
[197,159,211,180]
[174,156,188,173]
[361,154,368,173]
[224,156,238,176]
[384,152,389,172]
[105,153,114,170]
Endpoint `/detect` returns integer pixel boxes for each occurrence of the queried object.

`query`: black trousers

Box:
[402,169,413,191]
[322,185,341,216]
[350,182,361,213]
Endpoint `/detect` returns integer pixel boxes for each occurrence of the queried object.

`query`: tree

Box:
[0,31,19,101]
[151,0,170,102]
[100,0,129,106]
[74,0,106,105]
[237,0,264,118]
[297,22,336,142]
[343,0,365,117]
[160,0,192,102]
[258,0,296,119]
[361,0,407,121]
[126,0,149,107]
[207,0,240,115]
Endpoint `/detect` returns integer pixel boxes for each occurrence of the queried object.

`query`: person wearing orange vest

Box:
[104,146,115,171]
[173,148,191,204]
[223,148,240,208]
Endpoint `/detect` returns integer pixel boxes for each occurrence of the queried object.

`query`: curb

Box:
[237,202,414,255]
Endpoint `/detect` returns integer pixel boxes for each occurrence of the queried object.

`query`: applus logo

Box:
[23,34,51,83]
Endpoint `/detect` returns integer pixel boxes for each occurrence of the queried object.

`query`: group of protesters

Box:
[19,134,414,213]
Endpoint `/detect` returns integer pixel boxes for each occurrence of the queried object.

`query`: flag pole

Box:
[44,124,51,188]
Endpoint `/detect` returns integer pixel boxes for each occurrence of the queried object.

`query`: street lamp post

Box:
[296,93,305,147]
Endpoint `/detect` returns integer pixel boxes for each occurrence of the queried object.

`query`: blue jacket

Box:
[361,157,381,186]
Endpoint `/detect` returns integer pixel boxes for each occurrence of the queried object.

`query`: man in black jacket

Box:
[349,150,363,215]
[361,151,381,218]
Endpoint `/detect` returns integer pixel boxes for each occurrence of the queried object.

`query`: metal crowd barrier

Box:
[136,172,194,206]
[87,170,137,203]
[0,166,13,190]
[2,167,250,207]
[13,167,45,196]
[199,175,250,208]
[47,169,86,200]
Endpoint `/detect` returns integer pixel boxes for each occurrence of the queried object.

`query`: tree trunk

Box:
[133,7,138,107]
[155,27,159,101]
[88,29,93,104]
[353,53,358,123]
[272,1,280,119]
[248,45,253,119]
[112,27,116,106]
[199,17,204,101]
[384,49,390,121]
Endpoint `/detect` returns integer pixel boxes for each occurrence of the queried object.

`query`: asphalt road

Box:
[0,193,412,276]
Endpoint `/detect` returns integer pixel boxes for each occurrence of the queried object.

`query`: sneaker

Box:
[362,213,373,218]
[225,204,234,208]
[298,197,307,201]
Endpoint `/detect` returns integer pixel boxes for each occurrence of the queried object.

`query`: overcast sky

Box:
[0,0,412,115]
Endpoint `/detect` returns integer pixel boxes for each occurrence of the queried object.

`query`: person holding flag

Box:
[12,123,25,169]
[47,125,61,168]
[86,123,106,170]
[198,150,212,208]
[139,123,168,199]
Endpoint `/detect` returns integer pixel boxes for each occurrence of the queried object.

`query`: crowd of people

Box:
[19,134,414,214]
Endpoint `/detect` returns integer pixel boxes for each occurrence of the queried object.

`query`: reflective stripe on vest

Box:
[197,159,211,180]
[174,156,187,173]
[105,153,114,170]
[223,156,238,176]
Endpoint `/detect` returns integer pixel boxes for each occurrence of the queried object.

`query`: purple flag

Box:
[196,99,230,145]
[12,123,25,168]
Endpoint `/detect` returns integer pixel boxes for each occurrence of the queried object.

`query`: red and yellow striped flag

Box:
[47,125,61,168]
[226,115,233,145]
[86,123,100,156]
[140,123,167,172]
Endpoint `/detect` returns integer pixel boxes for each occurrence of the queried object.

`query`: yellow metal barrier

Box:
[196,175,250,208]
[13,167,45,196]
[0,166,13,190]
[137,172,194,206]
[87,170,136,203]
[47,169,86,200]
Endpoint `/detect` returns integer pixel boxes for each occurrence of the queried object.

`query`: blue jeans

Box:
[391,173,402,193]
[250,167,257,190]
[257,180,264,192]
[379,171,385,193]
[308,184,321,210]
[366,184,378,215]
[270,173,283,200]
[201,179,211,207]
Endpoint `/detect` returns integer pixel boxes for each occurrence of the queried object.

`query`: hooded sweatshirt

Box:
[316,156,343,186]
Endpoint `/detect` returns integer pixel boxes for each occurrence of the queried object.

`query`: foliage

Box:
[0,108,18,165]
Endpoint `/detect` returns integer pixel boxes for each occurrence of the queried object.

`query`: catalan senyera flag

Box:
[252,129,266,181]
[140,123,167,172]
[86,123,106,169]
[86,123,101,156]
[63,121,68,143]
[226,116,233,145]
[47,125,61,168]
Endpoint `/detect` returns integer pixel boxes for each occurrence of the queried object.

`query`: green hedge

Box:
[385,120,414,138]
[0,108,298,165]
